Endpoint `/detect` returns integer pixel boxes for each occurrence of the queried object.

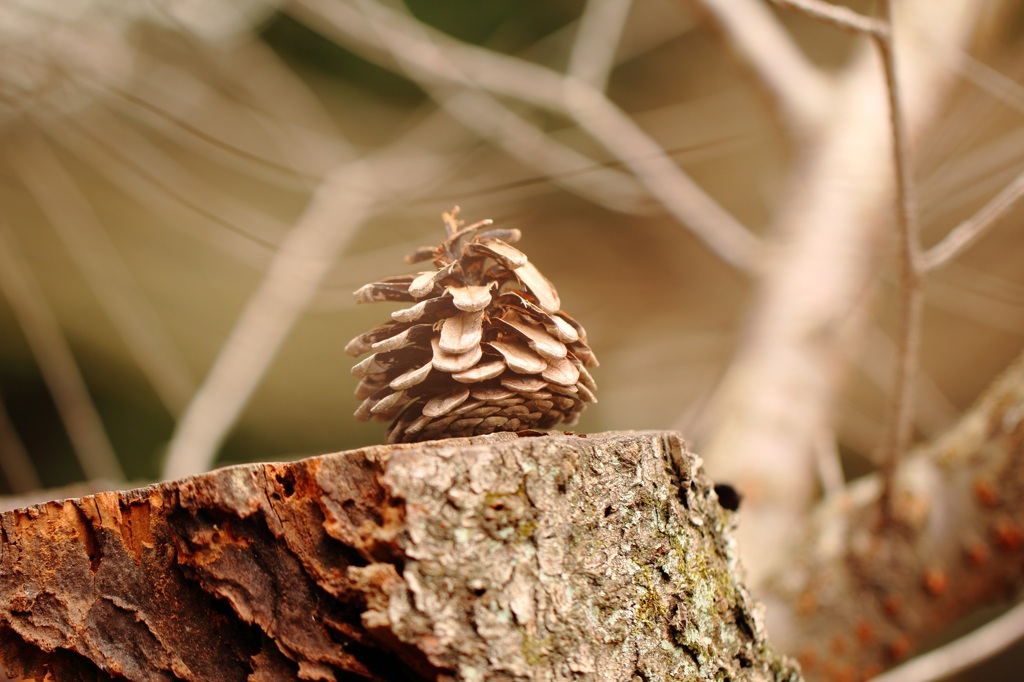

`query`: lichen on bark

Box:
[376,431,800,681]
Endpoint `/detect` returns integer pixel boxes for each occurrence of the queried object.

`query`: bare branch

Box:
[873,0,924,520]
[923,266,1024,335]
[871,599,1024,682]
[347,2,649,213]
[12,130,196,416]
[75,110,290,247]
[145,5,356,171]
[701,0,985,585]
[0,392,41,493]
[557,79,763,270]
[416,88,652,213]
[934,41,1024,115]
[102,82,322,188]
[49,121,275,269]
[765,349,1024,675]
[814,429,845,497]
[853,324,959,441]
[289,0,762,272]
[0,216,123,482]
[161,162,377,480]
[161,105,463,478]
[921,168,1024,271]
[694,0,831,133]
[768,0,887,36]
[567,0,633,91]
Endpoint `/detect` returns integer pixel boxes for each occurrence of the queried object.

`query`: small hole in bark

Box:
[677,487,690,509]
[714,483,741,511]
[604,505,614,517]
[734,604,755,638]
[276,471,296,497]
[340,638,434,680]
[470,587,486,597]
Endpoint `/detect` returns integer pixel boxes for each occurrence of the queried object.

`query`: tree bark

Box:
[0,431,800,681]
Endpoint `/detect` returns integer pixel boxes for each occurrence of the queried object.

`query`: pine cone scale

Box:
[422,386,471,418]
[438,310,485,354]
[447,284,494,312]
[452,359,506,383]
[353,281,416,304]
[497,317,568,360]
[501,374,546,392]
[471,386,515,401]
[541,356,579,386]
[488,339,547,375]
[389,361,433,390]
[370,324,433,353]
[430,338,484,373]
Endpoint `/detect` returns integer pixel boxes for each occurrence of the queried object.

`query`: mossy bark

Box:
[0,431,800,681]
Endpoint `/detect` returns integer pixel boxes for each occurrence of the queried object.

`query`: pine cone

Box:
[346,208,598,444]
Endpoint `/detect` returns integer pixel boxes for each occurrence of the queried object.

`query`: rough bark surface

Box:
[0,431,800,681]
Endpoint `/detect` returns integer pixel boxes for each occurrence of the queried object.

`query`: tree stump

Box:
[0,431,801,681]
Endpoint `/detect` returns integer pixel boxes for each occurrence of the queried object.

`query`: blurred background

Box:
[0,0,1021,491]
[2,0,1024,677]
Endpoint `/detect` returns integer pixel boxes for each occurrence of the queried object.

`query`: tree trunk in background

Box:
[0,431,799,681]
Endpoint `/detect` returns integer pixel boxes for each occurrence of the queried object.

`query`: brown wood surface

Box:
[0,431,800,681]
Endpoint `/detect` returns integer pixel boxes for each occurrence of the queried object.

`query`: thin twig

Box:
[161,163,377,480]
[12,130,196,415]
[768,0,887,36]
[49,121,275,268]
[694,0,831,132]
[923,265,1024,335]
[104,83,322,187]
[567,0,634,92]
[421,89,652,213]
[870,599,1024,682]
[874,0,924,521]
[351,3,649,214]
[700,0,982,586]
[853,324,959,440]
[145,0,356,172]
[814,429,846,497]
[219,39,355,174]
[935,41,1024,115]
[921,168,1024,271]
[66,113,286,249]
[922,140,1024,227]
[0,216,124,482]
[161,122,458,478]
[0,392,42,493]
[560,79,763,271]
[289,0,762,272]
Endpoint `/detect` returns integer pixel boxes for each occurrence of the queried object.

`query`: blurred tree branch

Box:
[763,349,1024,678]
[702,0,981,584]
[694,0,831,134]
[0,216,123,482]
[288,0,763,271]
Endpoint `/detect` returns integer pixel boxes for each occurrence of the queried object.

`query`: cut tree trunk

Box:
[0,431,800,681]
